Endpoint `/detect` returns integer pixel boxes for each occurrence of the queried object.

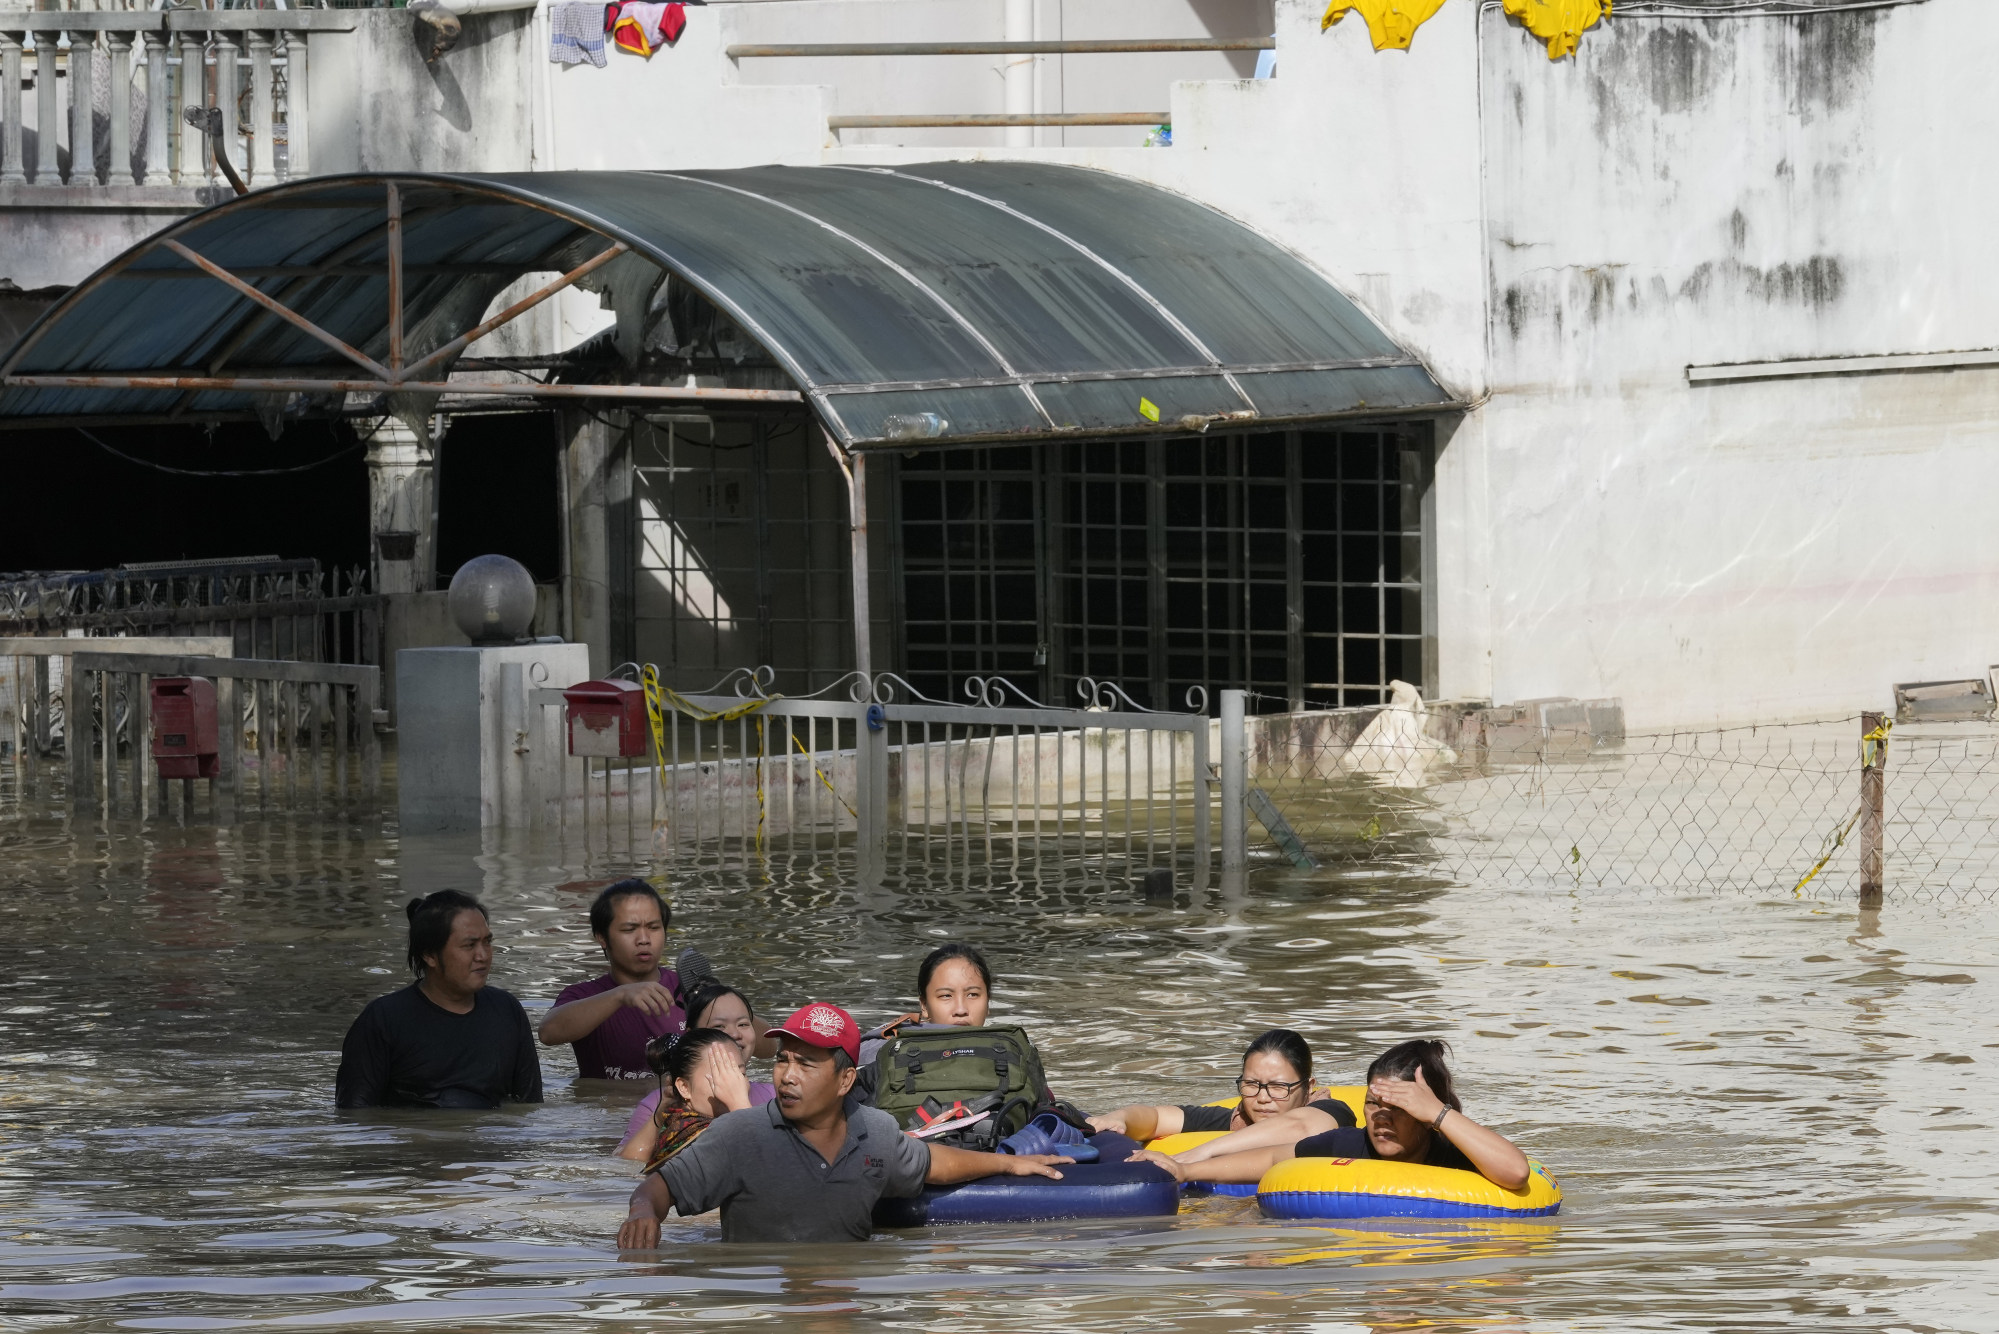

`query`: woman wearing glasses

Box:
[1127,1039,1531,1192]
[1087,1029,1355,1141]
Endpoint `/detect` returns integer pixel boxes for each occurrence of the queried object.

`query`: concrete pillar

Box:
[396,642,590,832]
[367,418,434,597]
[560,409,614,677]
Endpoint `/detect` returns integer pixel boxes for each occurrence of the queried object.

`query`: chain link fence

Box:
[1241,694,1999,904]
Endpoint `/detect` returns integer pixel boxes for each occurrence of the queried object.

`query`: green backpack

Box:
[868,1024,1051,1152]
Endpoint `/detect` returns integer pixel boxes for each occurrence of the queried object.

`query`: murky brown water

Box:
[2,802,1994,1331]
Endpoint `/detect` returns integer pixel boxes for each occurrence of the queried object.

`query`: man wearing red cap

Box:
[617,1001,1071,1246]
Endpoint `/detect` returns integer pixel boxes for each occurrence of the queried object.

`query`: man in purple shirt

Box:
[538,880,688,1080]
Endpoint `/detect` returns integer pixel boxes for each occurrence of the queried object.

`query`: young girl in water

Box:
[620,1028,752,1175]
[617,983,774,1160]
[1127,1039,1530,1190]
[849,942,1009,1105]
[1087,1029,1356,1141]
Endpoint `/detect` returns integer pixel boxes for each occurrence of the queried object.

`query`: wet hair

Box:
[915,942,993,1000]
[589,878,669,940]
[644,1028,738,1105]
[1241,1028,1312,1083]
[683,980,755,1030]
[1366,1039,1462,1113]
[405,890,487,977]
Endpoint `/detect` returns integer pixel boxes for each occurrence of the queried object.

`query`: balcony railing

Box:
[0,9,349,194]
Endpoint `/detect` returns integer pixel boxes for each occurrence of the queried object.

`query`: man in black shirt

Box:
[336,890,543,1109]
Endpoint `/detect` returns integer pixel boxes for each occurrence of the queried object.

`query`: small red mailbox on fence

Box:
[564,678,648,758]
[151,677,221,779]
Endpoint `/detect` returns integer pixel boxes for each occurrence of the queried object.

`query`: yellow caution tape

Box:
[641,666,776,853]
[783,724,855,820]
[1138,397,1160,423]
[1793,806,1862,898]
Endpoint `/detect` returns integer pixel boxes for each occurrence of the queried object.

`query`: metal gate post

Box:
[66,655,92,814]
[856,705,889,884]
[1221,688,1246,872]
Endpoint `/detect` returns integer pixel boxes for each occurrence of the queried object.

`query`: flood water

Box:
[2,805,1994,1332]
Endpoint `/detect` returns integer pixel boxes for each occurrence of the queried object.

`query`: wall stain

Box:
[1779,12,1879,113]
[1498,252,1846,341]
[1679,255,1845,309]
[1642,25,1714,115]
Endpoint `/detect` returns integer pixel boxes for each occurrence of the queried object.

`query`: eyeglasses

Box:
[1236,1078,1304,1098]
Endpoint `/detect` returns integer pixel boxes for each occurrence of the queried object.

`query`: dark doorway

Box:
[434,412,564,585]
[0,422,368,574]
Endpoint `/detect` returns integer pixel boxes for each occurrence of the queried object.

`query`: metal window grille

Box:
[897,447,1043,698]
[895,426,1428,711]
[628,416,854,696]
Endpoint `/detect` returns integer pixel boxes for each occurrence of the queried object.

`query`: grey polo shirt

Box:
[658,1099,931,1243]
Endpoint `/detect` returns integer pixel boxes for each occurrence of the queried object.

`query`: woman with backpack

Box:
[856,942,993,1066]
[853,943,1077,1155]
[1086,1028,1357,1143]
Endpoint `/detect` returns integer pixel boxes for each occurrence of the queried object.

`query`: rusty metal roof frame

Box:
[0,165,1457,447]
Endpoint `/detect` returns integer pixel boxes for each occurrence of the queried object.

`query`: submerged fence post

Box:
[1220,689,1246,872]
[215,675,238,826]
[1859,710,1888,906]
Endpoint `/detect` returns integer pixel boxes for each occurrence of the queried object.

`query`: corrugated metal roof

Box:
[0,165,1453,445]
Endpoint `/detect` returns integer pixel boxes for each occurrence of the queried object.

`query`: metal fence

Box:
[1,643,381,823]
[1236,694,1999,904]
[0,558,379,668]
[537,667,1212,887]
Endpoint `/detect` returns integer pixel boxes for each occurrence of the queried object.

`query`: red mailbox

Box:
[152,677,221,779]
[564,678,647,758]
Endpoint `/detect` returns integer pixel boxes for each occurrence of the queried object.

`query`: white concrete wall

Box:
[1475,0,1999,725]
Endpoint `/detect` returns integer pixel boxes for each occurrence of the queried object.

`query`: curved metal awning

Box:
[0,164,1455,446]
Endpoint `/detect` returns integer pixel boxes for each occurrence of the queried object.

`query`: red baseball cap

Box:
[773,1001,861,1064]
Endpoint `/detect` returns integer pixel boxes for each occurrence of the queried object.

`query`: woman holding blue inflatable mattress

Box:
[1127,1039,1531,1192]
[1087,1029,1356,1142]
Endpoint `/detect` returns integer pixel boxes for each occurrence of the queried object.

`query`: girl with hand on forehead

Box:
[618,982,775,1161]
[623,1029,753,1177]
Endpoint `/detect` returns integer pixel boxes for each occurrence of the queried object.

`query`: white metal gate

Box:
[539,667,1212,887]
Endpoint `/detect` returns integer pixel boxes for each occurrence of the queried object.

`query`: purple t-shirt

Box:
[553,969,683,1080]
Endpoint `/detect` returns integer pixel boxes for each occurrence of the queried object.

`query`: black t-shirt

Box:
[1175,1098,1357,1135]
[1294,1124,1475,1172]
[335,983,544,1109]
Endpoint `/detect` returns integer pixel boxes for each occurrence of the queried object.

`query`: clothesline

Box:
[550,0,704,68]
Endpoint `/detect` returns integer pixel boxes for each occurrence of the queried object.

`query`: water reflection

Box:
[0,806,1992,1331]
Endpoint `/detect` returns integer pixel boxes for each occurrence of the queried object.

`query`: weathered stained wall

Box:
[1476,0,1999,724]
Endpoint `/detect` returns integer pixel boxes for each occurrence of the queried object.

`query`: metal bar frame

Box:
[160,238,391,379]
[731,38,1272,57]
[1,374,801,405]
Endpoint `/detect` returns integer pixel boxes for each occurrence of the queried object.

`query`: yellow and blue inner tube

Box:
[1147,1088,1367,1198]
[1258,1153,1562,1220]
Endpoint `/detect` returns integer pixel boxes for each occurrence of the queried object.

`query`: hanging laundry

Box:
[1500,0,1608,60]
[606,1,686,58]
[550,0,607,66]
[1320,0,1450,50]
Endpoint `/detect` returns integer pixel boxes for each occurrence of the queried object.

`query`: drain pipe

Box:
[1003,0,1033,147]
